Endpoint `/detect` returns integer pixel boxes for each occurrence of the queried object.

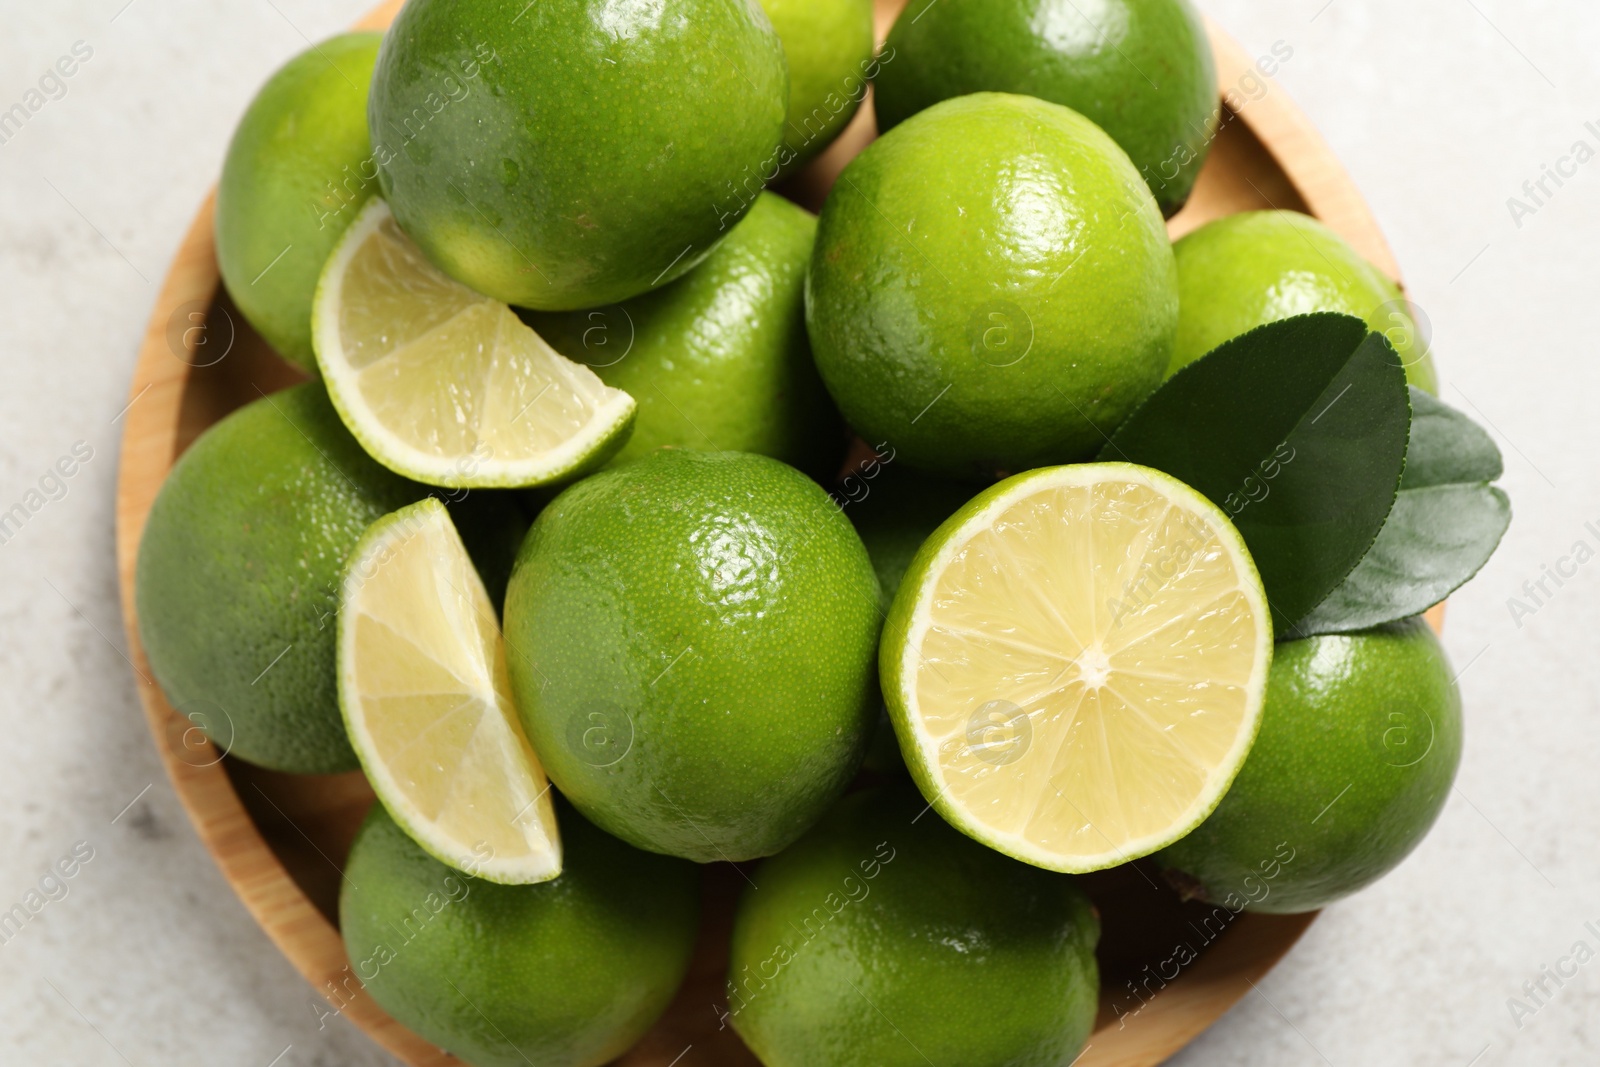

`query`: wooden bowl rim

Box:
[113,6,1406,1064]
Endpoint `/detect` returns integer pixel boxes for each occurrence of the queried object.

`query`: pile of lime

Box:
[137,1,1508,1064]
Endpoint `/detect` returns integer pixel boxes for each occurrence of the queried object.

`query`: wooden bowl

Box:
[114,3,1413,1064]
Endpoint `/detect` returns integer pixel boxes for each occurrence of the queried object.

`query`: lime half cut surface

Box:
[313,198,635,488]
[338,498,560,884]
[882,463,1273,873]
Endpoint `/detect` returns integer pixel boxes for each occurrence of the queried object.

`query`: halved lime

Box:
[338,498,560,884]
[312,198,634,488]
[881,463,1273,873]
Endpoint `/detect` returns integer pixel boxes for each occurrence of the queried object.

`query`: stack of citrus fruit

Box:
[135,1,1503,1064]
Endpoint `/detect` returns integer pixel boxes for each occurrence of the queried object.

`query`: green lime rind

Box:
[216,32,382,372]
[367,0,788,310]
[847,467,982,615]
[135,383,424,774]
[758,0,877,177]
[340,801,699,1067]
[523,192,842,478]
[727,785,1100,1067]
[1155,617,1463,914]
[806,92,1178,480]
[1172,210,1440,392]
[503,450,883,863]
[880,462,1273,874]
[875,0,1218,216]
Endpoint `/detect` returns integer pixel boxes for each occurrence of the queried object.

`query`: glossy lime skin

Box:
[504,450,882,862]
[523,193,842,478]
[1172,210,1440,391]
[136,384,422,773]
[369,0,787,310]
[341,801,698,1067]
[217,33,382,371]
[875,0,1217,216]
[759,0,876,177]
[807,93,1178,479]
[727,786,1100,1067]
[1157,618,1462,914]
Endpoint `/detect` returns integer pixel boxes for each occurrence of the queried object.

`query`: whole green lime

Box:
[136,384,421,772]
[503,450,881,862]
[845,467,976,775]
[875,0,1217,216]
[1156,618,1462,914]
[727,786,1100,1067]
[368,0,787,310]
[523,193,842,477]
[137,386,526,771]
[341,800,699,1067]
[217,33,382,371]
[1172,210,1439,391]
[758,0,876,177]
[807,93,1178,480]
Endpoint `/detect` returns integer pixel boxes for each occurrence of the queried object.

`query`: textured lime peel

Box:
[338,498,560,884]
[882,463,1273,873]
[313,198,635,488]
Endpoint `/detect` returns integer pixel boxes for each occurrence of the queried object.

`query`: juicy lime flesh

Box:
[316,199,634,486]
[891,465,1271,871]
[341,499,557,882]
[216,32,381,370]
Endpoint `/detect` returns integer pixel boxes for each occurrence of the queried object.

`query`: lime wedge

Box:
[338,498,560,884]
[882,463,1273,873]
[313,198,634,488]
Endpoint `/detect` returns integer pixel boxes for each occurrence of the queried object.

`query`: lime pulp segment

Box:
[887,463,1273,873]
[313,198,635,488]
[339,498,560,884]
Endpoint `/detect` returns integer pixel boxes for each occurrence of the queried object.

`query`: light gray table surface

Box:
[2,1,1594,1064]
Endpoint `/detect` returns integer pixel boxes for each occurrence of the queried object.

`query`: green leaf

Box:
[1401,387,1503,488]
[1099,313,1410,632]
[1288,389,1511,636]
